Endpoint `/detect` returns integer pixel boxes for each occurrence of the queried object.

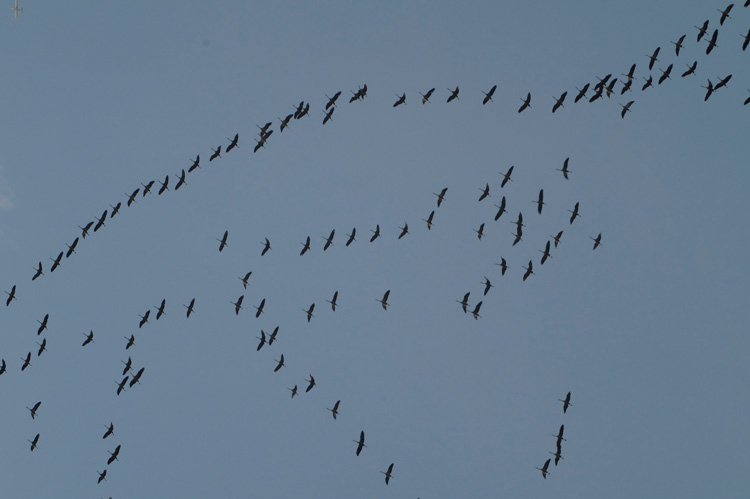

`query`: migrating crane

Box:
[658,64,673,85]
[157,175,169,195]
[305,374,316,392]
[174,169,186,190]
[718,3,734,25]
[682,61,698,77]
[591,233,603,250]
[217,230,229,252]
[26,401,42,419]
[268,326,279,345]
[322,229,335,250]
[354,431,366,456]
[28,433,40,452]
[21,352,32,371]
[535,189,545,214]
[37,314,49,335]
[188,155,200,172]
[550,230,563,248]
[420,88,435,104]
[423,210,435,230]
[376,290,391,310]
[671,34,686,56]
[370,224,381,242]
[50,251,63,272]
[620,100,635,118]
[482,84,497,104]
[574,83,589,103]
[705,29,719,55]
[256,330,266,352]
[65,237,79,258]
[303,303,315,322]
[500,165,514,187]
[323,106,335,125]
[82,330,94,347]
[209,145,222,161]
[261,238,272,256]
[647,46,660,70]
[496,257,508,276]
[122,357,132,375]
[154,299,166,320]
[138,310,150,328]
[274,354,285,372]
[116,376,129,396]
[288,385,297,398]
[552,91,567,113]
[129,367,145,387]
[457,292,470,313]
[447,86,460,103]
[254,298,266,318]
[239,272,252,289]
[110,202,122,218]
[107,444,121,465]
[494,196,507,220]
[125,334,135,350]
[695,20,709,42]
[518,92,531,113]
[568,202,581,224]
[393,92,406,107]
[536,458,551,479]
[326,291,339,311]
[482,277,493,296]
[557,157,570,179]
[381,463,395,485]
[300,236,311,255]
[103,423,114,439]
[36,338,47,357]
[478,183,491,201]
[474,223,485,240]
[325,91,342,109]
[126,188,140,206]
[470,301,482,319]
[345,228,356,246]
[559,392,572,414]
[522,261,534,281]
[231,295,244,316]
[539,240,552,265]
[97,469,107,484]
[12,0,22,18]
[328,400,341,420]
[397,223,409,239]
[434,187,448,207]
[226,133,239,153]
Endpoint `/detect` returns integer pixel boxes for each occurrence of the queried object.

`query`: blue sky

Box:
[1,1,749,497]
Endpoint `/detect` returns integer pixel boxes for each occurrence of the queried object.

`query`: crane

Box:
[641,75,653,91]
[494,196,507,221]
[28,433,40,452]
[82,330,94,347]
[518,92,531,113]
[138,310,150,328]
[322,229,335,250]
[323,106,335,125]
[376,290,391,310]
[155,299,166,320]
[209,145,222,161]
[175,169,186,190]
[539,240,552,265]
[328,400,341,420]
[217,231,229,252]
[300,236,311,255]
[97,469,107,484]
[393,92,406,107]
[141,180,155,197]
[37,314,49,335]
[522,261,534,281]
[354,431,366,456]
[694,20,709,42]
[423,210,435,230]
[620,100,635,118]
[456,292,470,313]
[474,223,485,240]
[705,29,719,55]
[682,61,698,77]
[268,326,279,345]
[397,223,409,239]
[346,228,356,246]
[470,301,482,319]
[325,91,342,109]
[274,354,285,372]
[552,91,567,113]
[568,202,580,224]
[26,401,42,419]
[288,385,297,398]
[658,64,673,85]
[157,175,169,195]
[116,376,129,396]
[122,356,132,376]
[557,158,571,179]
[500,165,514,187]
[535,189,545,214]
[482,277,493,296]
[124,334,135,350]
[718,3,734,25]
[591,233,603,250]
[647,46,660,70]
[50,251,63,272]
[188,155,200,172]
[550,230,563,248]
[254,298,266,318]
[478,183,490,201]
[447,86,460,102]
[326,291,339,311]
[536,458,551,479]
[559,392,572,414]
[420,88,435,104]
[36,338,47,357]
[110,202,122,218]
[256,330,266,352]
[496,257,508,276]
[370,224,381,242]
[239,272,252,289]
[261,238,272,256]
[305,374,316,392]
[574,83,590,103]
[107,444,121,465]
[303,303,315,322]
[671,34,686,56]
[381,463,395,485]
[129,367,145,387]
[103,423,114,439]
[65,237,79,258]
[226,133,239,153]
[21,352,32,371]
[482,84,497,105]
[231,295,244,315]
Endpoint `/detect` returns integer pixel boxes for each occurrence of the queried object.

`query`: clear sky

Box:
[1,1,749,498]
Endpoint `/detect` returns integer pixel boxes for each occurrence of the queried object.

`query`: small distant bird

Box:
[157,175,169,195]
[82,330,94,347]
[288,385,297,398]
[300,236,311,255]
[714,74,732,91]
[254,298,266,318]
[470,301,482,319]
[325,91,342,109]
[188,155,200,172]
[397,223,409,239]
[482,277,493,296]
[554,424,566,444]
[209,145,222,161]
[706,29,719,55]
[539,240,552,265]
[116,376,129,396]
[126,188,140,206]
[574,83,590,103]
[303,303,315,322]
[36,338,47,357]
[50,251,63,273]
[305,374,316,392]
[268,326,279,345]
[474,223,485,240]
[569,202,580,224]
[522,261,534,281]
[138,310,150,328]
[482,84,497,104]
[682,61,698,77]
[647,46,660,70]
[381,463,395,485]
[107,444,121,465]
[423,210,435,230]
[376,290,391,310]
[559,392,572,414]
[550,230,563,248]
[326,291,339,311]
[239,272,252,289]
[702,79,715,101]
[536,458,551,479]
[256,330,266,352]
[97,469,107,484]
[550,445,564,466]
[32,262,44,281]
[103,423,114,439]
[658,64,673,85]
[175,169,186,190]
[26,401,42,419]
[78,220,94,238]
[28,433,40,452]
[110,202,122,218]
[125,334,135,350]
[279,113,293,132]
[0,359,6,375]
[261,238,272,256]
[552,91,567,113]
[155,299,166,320]
[328,400,341,419]
[718,3,734,25]
[518,92,532,113]
[420,88,435,104]
[496,257,508,276]
[217,231,229,252]
[323,106,335,125]
[346,228,356,246]
[322,229,335,251]
[500,165,514,187]
[557,158,571,179]
[535,189,545,214]
[231,295,244,315]
[37,314,49,335]
[122,356,132,375]
[354,430,366,456]
[620,100,635,118]
[141,181,154,197]
[457,292,470,313]
[274,354,285,372]
[695,20,709,42]
[447,86,460,103]
[21,352,32,371]
[494,196,507,221]
[742,29,750,51]
[393,92,406,107]
[370,224,381,242]
[478,183,490,201]
[129,367,145,387]
[591,233,603,250]
[671,34,686,56]
[226,133,239,153]
[641,75,653,91]
[621,64,636,83]
[620,79,633,94]
[65,237,79,258]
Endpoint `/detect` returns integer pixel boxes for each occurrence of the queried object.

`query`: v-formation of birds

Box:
[2,2,747,492]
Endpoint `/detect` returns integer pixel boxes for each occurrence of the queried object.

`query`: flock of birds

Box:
[2,2,748,495]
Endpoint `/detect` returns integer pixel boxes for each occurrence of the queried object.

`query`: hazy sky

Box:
[1,1,749,498]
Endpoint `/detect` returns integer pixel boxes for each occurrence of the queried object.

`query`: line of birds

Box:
[536,392,574,479]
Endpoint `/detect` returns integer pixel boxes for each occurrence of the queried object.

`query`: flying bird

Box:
[50,252,63,272]
[482,277,493,296]
[500,165,514,187]
[354,431,366,456]
[138,310,150,328]
[110,202,121,218]
[397,223,409,239]
[393,92,406,107]
[478,183,490,201]
[153,299,166,320]
[82,330,94,347]
[188,155,200,172]
[434,187,448,207]
[522,261,534,281]
[103,423,114,439]
[226,133,239,153]
[370,224,381,242]
[97,469,107,484]
[279,113,293,132]
[474,223,485,240]
[706,29,719,54]
[559,392,572,414]
[702,79,714,101]
[157,175,169,195]
[261,238,272,256]
[550,445,564,466]
[554,424,566,444]
[620,100,634,118]
[129,367,145,387]
[658,64,673,85]
[36,338,47,357]
[496,257,508,276]
[682,61,698,77]
[325,91,342,109]
[420,88,435,103]
[116,376,129,395]
[557,158,571,179]
[345,228,356,246]
[125,334,135,350]
[122,356,132,375]
[641,75,653,91]
[718,4,734,25]
[231,295,244,316]
[535,189,545,214]
[328,400,341,420]
[552,91,567,112]
[621,64,636,83]
[671,34,686,56]
[551,231,563,248]
[536,458,551,479]
[620,79,633,94]
[256,330,266,351]
[141,181,154,197]
[714,74,732,90]
[470,301,482,319]
[78,220,94,238]
[482,84,497,105]
[494,196,507,220]
[274,354,285,372]
[174,169,186,190]
[299,236,311,255]
[568,202,580,224]
[303,303,315,322]
[209,145,222,161]
[323,106,335,125]
[381,463,395,485]
[28,433,40,452]
[591,233,603,250]
[288,385,297,398]
[376,290,391,310]
[322,229,335,250]
[0,359,6,375]
[447,86,459,103]
[423,210,435,230]
[107,444,121,465]
[37,313,49,335]
[258,122,272,136]
[326,291,339,311]
[518,92,531,112]
[254,298,266,318]
[65,237,79,257]
[305,374,316,392]
[647,46,660,70]
[217,231,229,252]
[27,401,42,419]
[457,292,470,313]
[21,352,32,371]
[539,240,552,265]
[239,272,252,289]
[695,20,709,42]
[126,188,140,206]
[574,83,589,103]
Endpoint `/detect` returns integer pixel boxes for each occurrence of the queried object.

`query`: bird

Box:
[50,252,63,272]
[37,314,49,335]
[620,79,633,94]
[559,392,572,414]
[370,224,381,242]
[620,100,635,118]
[591,233,603,250]
[718,3,734,25]
[303,303,315,322]
[671,34,686,56]
[254,298,266,318]
[326,291,339,311]
[231,295,244,316]
[188,155,200,172]
[155,299,166,320]
[588,86,603,103]
[21,352,32,371]
[552,91,567,112]
[325,91,342,109]
[478,183,490,201]
[322,229,335,250]
[714,74,732,91]
[621,64,636,83]
[157,175,169,195]
[494,196,507,221]
[706,29,719,54]
[103,423,114,439]
[554,424,566,444]
[226,133,239,153]
[288,385,297,398]
[36,338,47,357]
[209,145,222,161]
[268,326,279,345]
[381,463,395,485]
[702,79,715,101]
[78,220,94,238]
[294,101,306,118]
[376,290,391,310]
[550,231,563,248]
[323,106,335,125]
[122,356,132,375]
[742,29,750,51]
[423,210,435,230]
[116,376,129,395]
[393,92,406,107]
[274,355,285,372]
[420,88,435,104]
[354,430,366,456]
[539,240,552,265]
[482,84,497,105]
[682,61,698,77]
[141,181,154,197]
[568,202,580,224]
[217,231,229,252]
[496,258,508,276]
[474,223,485,240]
[261,238,272,256]
[27,401,42,419]
[126,188,140,206]
[174,169,186,190]
[107,444,121,465]
[345,228,356,246]
[279,113,293,132]
[129,367,145,387]
[470,301,482,319]
[125,334,135,350]
[536,458,551,479]
[0,359,6,375]
[641,75,653,91]
[110,202,122,218]
[557,158,570,179]
[65,237,79,258]
[574,83,590,103]
[296,102,310,119]
[695,20,709,42]
[397,223,409,239]
[482,277,493,296]
[446,86,459,103]
[535,189,545,214]
[518,92,531,113]
[456,292,470,313]
[513,212,524,230]
[658,64,673,85]
[97,469,107,484]
[550,445,564,466]
[254,134,270,153]
[512,228,523,247]
[82,330,94,347]
[647,46,660,70]
[522,261,534,281]
[138,310,150,328]
[605,78,618,98]
[28,433,40,452]
[305,374,316,392]
[239,272,252,289]
[594,73,612,91]
[328,400,341,420]
[500,165,514,187]
[256,330,266,351]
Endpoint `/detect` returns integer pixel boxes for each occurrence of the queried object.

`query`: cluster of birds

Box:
[536,392,574,479]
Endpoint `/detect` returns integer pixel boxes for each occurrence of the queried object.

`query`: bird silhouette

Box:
[326,291,339,311]
[376,290,391,310]
[381,463,395,485]
[420,88,435,104]
[305,374,316,392]
[254,298,266,318]
[559,392,572,414]
[447,86,459,103]
[303,303,315,322]
[482,84,497,104]
[328,400,341,420]
[518,92,531,113]
[82,330,94,347]
[217,231,229,252]
[552,91,567,113]
[354,431,366,456]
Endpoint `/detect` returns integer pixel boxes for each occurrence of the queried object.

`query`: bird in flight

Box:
[500,165,514,187]
[274,354,285,372]
[496,258,508,276]
[32,262,44,281]
[238,272,252,289]
[397,223,409,239]
[37,314,49,335]
[209,145,222,161]
[138,310,150,328]
[254,298,266,318]
[27,401,42,419]
[591,233,603,250]
[28,433,40,452]
[322,229,335,251]
[354,431,366,456]
[694,20,709,42]
[539,240,552,265]
[559,392,572,413]
[300,236,311,255]
[456,292,470,313]
[226,133,239,153]
[125,334,135,350]
[376,290,391,310]
[188,155,200,172]
[107,444,121,465]
[718,4,734,25]
[534,189,545,214]
[478,183,490,201]
[557,158,571,179]
[470,301,482,320]
[82,330,94,347]
[682,61,698,77]
[103,423,114,439]
[550,231,563,248]
[494,196,507,221]
[261,238,272,256]
[536,458,551,479]
[620,100,635,119]
[370,224,381,242]
[393,92,406,107]
[647,46,660,70]
[231,295,244,316]
[552,91,567,113]
[574,83,589,103]
[305,374,316,392]
[518,92,531,113]
[522,261,534,281]
[447,86,460,103]
[345,228,356,246]
[326,291,339,311]
[423,210,435,230]
[482,84,497,105]
[288,385,297,398]
[671,34,686,56]
[157,175,169,195]
[434,187,448,207]
[328,400,341,420]
[474,223,485,240]
[303,303,315,322]
[217,231,229,252]
[420,88,435,104]
[155,299,166,320]
[381,463,395,485]
[568,202,581,224]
